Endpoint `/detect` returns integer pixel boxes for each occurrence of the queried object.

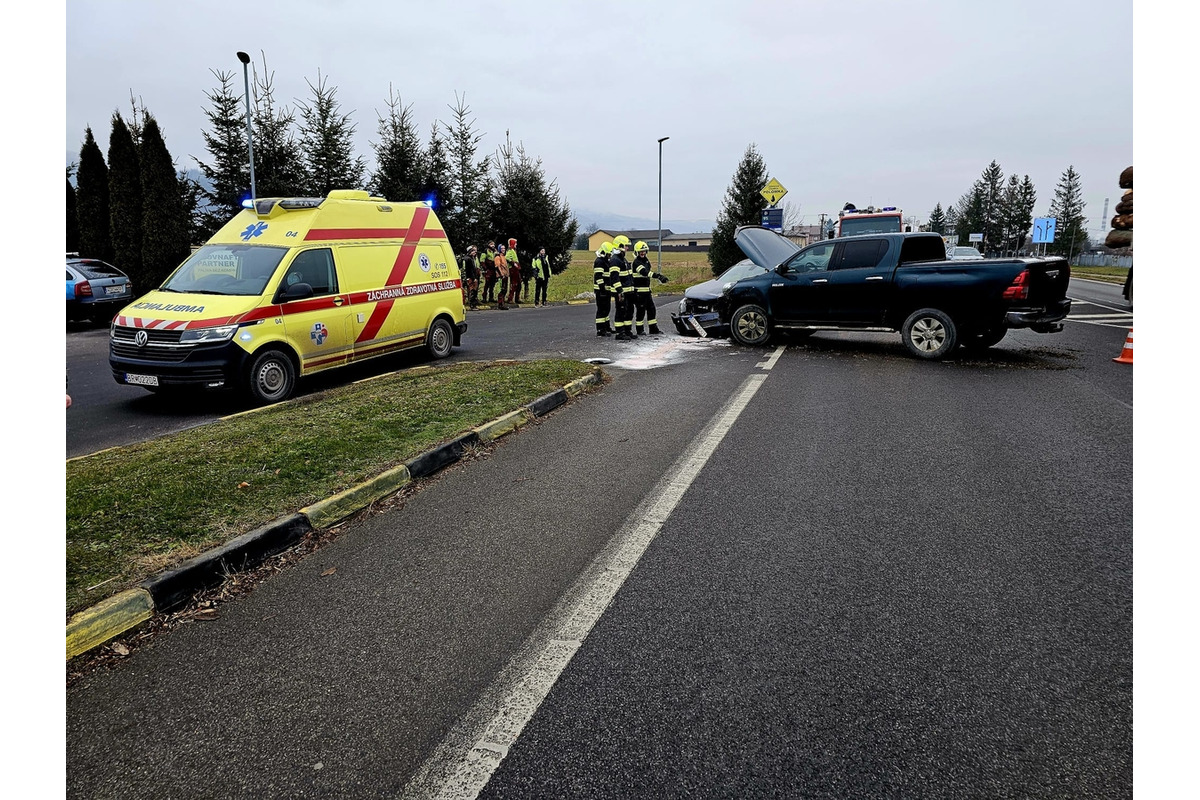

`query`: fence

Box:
[1074,253,1132,268]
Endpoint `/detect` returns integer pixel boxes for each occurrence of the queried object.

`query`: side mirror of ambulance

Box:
[279,282,314,302]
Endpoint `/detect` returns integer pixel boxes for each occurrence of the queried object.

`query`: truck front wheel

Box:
[246,348,297,404]
[730,304,771,346]
[901,308,958,360]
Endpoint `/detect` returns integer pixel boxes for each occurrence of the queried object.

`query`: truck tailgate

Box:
[1025,257,1071,303]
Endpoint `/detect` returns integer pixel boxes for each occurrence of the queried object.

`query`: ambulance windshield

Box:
[162,245,289,296]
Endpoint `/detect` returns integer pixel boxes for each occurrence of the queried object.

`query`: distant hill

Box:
[572,207,714,235]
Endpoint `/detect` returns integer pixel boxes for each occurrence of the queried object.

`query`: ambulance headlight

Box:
[179,324,239,343]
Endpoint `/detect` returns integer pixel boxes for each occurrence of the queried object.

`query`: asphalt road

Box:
[65,291,1132,798]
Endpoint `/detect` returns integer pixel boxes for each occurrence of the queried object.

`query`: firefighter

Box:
[609,235,636,340]
[630,241,663,335]
[593,241,614,336]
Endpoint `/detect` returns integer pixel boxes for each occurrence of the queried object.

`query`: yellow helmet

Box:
[597,242,614,256]
[634,241,649,253]
[613,234,631,249]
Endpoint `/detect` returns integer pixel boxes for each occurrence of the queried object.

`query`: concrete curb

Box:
[66,368,604,660]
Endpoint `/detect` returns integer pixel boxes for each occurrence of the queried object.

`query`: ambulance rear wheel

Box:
[426,318,454,360]
[246,348,296,404]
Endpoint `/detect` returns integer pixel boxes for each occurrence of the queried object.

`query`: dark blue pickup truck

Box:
[713,227,1071,359]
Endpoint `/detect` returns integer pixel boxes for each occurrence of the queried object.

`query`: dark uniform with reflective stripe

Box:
[593,250,613,335]
[609,247,636,339]
[631,253,661,334]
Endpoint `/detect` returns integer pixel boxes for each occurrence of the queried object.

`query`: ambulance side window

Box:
[283,249,338,298]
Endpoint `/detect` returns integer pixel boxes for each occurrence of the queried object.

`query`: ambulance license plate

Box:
[125,373,159,387]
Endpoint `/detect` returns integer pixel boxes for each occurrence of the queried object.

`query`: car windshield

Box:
[160,245,289,296]
[718,261,766,283]
[69,260,124,280]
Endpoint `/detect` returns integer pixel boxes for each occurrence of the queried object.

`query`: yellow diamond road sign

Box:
[761,178,787,206]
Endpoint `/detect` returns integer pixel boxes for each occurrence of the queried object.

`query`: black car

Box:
[671,259,768,337]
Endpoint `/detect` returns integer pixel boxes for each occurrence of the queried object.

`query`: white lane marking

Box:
[1068,313,1134,320]
[1065,318,1134,329]
[1067,297,1133,314]
[406,373,771,800]
[757,345,786,370]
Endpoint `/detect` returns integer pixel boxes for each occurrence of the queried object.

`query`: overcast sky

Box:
[64,0,1133,234]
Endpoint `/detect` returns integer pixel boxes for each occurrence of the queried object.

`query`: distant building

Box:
[662,232,712,250]
[587,229,677,252]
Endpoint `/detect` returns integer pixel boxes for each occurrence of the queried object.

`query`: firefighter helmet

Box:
[613,234,631,249]
[634,241,649,253]
[597,242,614,256]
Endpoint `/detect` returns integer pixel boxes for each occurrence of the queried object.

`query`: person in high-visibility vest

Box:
[532,247,551,307]
[630,241,664,335]
[593,242,614,336]
[505,237,522,306]
[608,235,636,340]
[481,241,498,303]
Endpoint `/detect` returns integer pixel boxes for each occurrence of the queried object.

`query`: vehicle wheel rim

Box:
[738,311,766,342]
[258,361,286,396]
[910,318,946,352]
[433,325,449,355]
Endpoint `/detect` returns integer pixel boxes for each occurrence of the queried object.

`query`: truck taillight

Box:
[75,280,92,299]
[1002,270,1029,301]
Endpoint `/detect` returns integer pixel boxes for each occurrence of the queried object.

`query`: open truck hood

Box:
[733,225,802,270]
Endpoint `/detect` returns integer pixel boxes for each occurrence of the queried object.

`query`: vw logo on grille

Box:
[134,330,149,347]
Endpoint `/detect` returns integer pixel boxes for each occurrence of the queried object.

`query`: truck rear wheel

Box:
[901,308,958,360]
[246,348,297,404]
[426,318,454,359]
[730,304,771,346]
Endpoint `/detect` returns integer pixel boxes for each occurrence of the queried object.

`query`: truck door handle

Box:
[865,276,884,281]
[812,279,828,284]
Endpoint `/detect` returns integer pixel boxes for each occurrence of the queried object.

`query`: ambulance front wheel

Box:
[246,348,297,404]
[426,318,454,360]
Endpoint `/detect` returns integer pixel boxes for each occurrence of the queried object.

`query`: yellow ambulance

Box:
[109,190,467,403]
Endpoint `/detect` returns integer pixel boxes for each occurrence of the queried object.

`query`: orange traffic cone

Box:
[1113,328,1133,364]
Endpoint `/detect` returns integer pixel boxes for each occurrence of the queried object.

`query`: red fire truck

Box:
[834,204,906,237]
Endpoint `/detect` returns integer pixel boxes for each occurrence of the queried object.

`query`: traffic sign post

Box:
[760,178,788,207]
[761,207,783,232]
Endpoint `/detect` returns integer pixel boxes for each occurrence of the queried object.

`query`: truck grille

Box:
[110,326,196,363]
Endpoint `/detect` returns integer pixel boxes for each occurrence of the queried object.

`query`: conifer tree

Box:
[108,113,143,276]
[251,55,305,198]
[1047,165,1088,257]
[954,182,986,247]
[76,126,112,260]
[927,203,946,234]
[999,174,1037,254]
[369,85,425,203]
[297,70,366,196]
[196,69,248,232]
[708,143,769,274]
[139,114,191,288]
[66,166,80,254]
[420,121,452,212]
[487,139,578,273]
[443,92,492,250]
[979,160,1006,252]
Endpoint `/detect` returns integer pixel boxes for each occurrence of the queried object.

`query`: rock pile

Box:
[1105,166,1132,250]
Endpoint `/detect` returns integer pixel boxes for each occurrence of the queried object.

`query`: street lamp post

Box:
[657,136,669,275]
[236,51,257,204]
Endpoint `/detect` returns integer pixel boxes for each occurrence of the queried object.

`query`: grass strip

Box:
[66,359,597,615]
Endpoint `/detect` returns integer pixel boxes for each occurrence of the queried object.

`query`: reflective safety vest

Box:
[533,256,550,280]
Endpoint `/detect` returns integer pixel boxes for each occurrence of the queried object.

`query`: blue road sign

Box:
[761,207,784,232]
[1032,217,1057,244]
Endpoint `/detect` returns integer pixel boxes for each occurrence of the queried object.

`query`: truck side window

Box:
[784,243,834,273]
[283,248,338,298]
[833,239,887,271]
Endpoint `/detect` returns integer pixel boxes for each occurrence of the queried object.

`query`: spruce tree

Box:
[708,144,769,274]
[927,203,946,234]
[67,166,80,255]
[139,114,191,288]
[999,174,1037,254]
[195,69,248,232]
[1047,165,1088,257]
[420,121,452,212]
[443,92,492,250]
[76,126,112,260]
[252,56,305,198]
[297,70,366,196]
[369,85,426,203]
[487,139,577,273]
[108,112,143,276]
[979,160,1005,252]
[954,182,986,247]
